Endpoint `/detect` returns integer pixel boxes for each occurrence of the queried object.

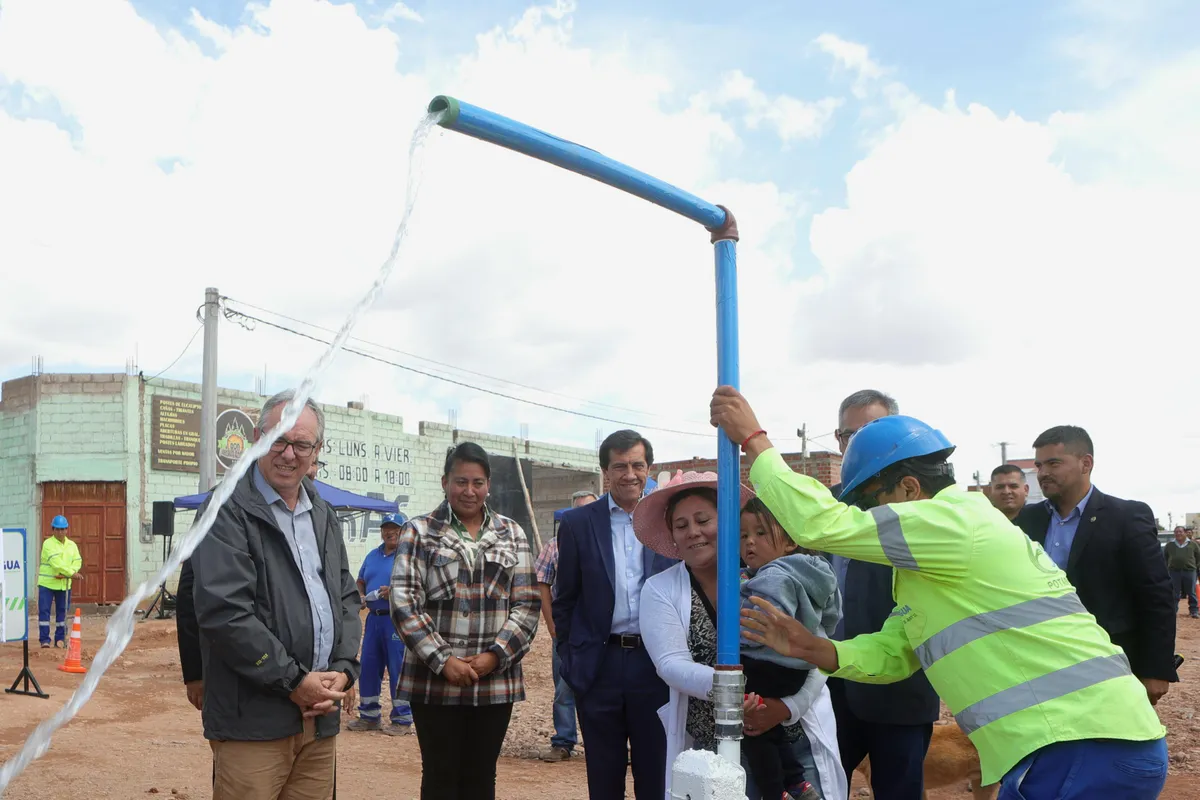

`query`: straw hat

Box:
[632,470,755,559]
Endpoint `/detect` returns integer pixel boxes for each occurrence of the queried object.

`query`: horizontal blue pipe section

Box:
[713,238,742,667]
[428,96,727,230]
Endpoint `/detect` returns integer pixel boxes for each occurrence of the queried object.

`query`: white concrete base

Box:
[670,748,746,800]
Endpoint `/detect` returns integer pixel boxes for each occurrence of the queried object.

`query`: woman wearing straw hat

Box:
[635,471,845,800]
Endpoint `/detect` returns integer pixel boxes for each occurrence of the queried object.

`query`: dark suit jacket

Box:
[552,494,676,695]
[827,482,940,725]
[1015,489,1177,682]
[175,558,202,683]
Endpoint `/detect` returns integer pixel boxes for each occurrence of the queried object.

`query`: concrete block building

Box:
[0,372,601,604]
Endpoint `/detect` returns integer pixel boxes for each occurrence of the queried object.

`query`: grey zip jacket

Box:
[191,471,362,741]
[741,552,842,670]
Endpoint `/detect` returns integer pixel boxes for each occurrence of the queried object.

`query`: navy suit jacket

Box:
[1014,489,1177,682]
[826,482,940,726]
[552,494,676,696]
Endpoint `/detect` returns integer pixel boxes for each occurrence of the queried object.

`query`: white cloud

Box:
[813,33,886,98]
[789,37,1200,522]
[2,3,1199,524]
[380,2,423,24]
[702,69,842,145]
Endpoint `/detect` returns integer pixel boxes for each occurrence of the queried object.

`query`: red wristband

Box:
[740,430,767,450]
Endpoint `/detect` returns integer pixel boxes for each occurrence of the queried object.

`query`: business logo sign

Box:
[216,408,256,471]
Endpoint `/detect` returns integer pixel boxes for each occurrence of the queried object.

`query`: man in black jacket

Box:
[1014,425,1177,706]
[190,390,361,800]
[826,390,939,800]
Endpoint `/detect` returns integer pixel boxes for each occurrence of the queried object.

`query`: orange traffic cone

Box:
[58,608,87,674]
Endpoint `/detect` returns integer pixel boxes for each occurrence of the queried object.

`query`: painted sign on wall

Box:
[150,396,258,474]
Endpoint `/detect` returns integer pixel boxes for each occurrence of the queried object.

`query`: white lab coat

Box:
[641,561,846,800]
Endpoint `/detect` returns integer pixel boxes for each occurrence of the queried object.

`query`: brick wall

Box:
[652,450,843,489]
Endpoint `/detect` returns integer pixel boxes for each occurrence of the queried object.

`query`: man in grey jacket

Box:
[192,391,362,800]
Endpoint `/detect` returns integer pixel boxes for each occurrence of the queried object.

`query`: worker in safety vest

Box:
[37,515,82,648]
[712,387,1168,799]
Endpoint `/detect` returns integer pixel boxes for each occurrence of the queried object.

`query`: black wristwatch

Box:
[341,668,356,690]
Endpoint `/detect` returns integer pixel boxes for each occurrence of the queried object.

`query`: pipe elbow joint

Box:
[708,205,739,244]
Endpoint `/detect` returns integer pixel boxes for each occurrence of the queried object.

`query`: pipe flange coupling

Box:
[710,669,746,741]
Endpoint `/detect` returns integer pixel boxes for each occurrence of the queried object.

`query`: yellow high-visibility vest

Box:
[37,536,81,592]
[750,448,1165,785]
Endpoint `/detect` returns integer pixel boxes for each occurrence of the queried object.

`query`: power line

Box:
[143,324,203,382]
[221,295,713,427]
[221,297,834,446]
[224,307,724,438]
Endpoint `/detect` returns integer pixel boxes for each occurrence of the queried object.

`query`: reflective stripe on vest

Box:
[915,592,1089,670]
[870,505,919,571]
[955,652,1132,734]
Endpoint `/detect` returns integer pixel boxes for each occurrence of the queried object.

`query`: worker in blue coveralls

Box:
[347,512,414,735]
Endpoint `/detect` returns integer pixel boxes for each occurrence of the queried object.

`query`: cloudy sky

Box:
[2,0,1198,523]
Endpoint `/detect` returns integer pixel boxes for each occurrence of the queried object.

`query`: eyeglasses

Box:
[835,428,859,444]
[269,437,319,457]
[607,461,648,475]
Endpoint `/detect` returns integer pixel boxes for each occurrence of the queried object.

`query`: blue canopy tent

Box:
[173,480,400,516]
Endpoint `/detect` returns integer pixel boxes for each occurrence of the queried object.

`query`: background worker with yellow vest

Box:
[37,515,82,649]
[712,387,1169,799]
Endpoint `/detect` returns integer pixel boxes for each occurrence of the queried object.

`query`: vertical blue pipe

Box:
[713,238,741,666]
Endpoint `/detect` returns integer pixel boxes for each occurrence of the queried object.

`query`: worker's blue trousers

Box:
[37,586,68,646]
[357,611,412,725]
[999,737,1167,799]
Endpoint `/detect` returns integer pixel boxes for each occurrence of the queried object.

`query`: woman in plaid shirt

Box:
[390,442,541,800]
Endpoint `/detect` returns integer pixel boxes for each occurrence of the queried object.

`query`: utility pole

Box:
[797,425,808,477]
[998,442,1009,465]
[199,287,220,493]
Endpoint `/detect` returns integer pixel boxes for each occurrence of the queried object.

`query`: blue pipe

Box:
[713,238,741,666]
[428,95,742,669]
[427,96,727,230]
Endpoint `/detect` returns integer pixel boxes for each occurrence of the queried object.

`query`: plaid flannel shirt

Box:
[533,536,558,586]
[391,501,541,705]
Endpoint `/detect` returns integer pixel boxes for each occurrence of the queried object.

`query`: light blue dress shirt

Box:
[609,494,645,635]
[254,466,335,671]
[1043,486,1096,571]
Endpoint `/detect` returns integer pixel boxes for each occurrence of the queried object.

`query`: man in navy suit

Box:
[1014,425,1177,706]
[554,430,676,799]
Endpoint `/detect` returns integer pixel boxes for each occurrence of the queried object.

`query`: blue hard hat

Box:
[838,416,955,502]
[381,512,405,528]
[51,515,69,530]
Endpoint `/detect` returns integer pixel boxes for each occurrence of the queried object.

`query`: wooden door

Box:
[40,482,127,604]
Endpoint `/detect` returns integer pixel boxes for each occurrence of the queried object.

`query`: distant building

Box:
[651,450,843,489]
[1,372,600,602]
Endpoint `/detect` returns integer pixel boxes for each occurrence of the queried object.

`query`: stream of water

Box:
[0,112,439,796]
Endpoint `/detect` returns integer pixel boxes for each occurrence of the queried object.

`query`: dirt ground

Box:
[2,607,1198,799]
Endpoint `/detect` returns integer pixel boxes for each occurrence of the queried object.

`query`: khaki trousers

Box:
[211,718,336,800]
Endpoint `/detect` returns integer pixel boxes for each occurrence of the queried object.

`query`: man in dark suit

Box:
[1015,425,1177,705]
[827,390,939,800]
[553,430,675,799]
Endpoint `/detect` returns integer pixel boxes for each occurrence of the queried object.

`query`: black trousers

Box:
[574,641,669,800]
[742,728,806,799]
[410,702,514,800]
[830,682,932,800]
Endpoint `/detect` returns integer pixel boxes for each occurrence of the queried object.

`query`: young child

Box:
[740,497,842,800]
